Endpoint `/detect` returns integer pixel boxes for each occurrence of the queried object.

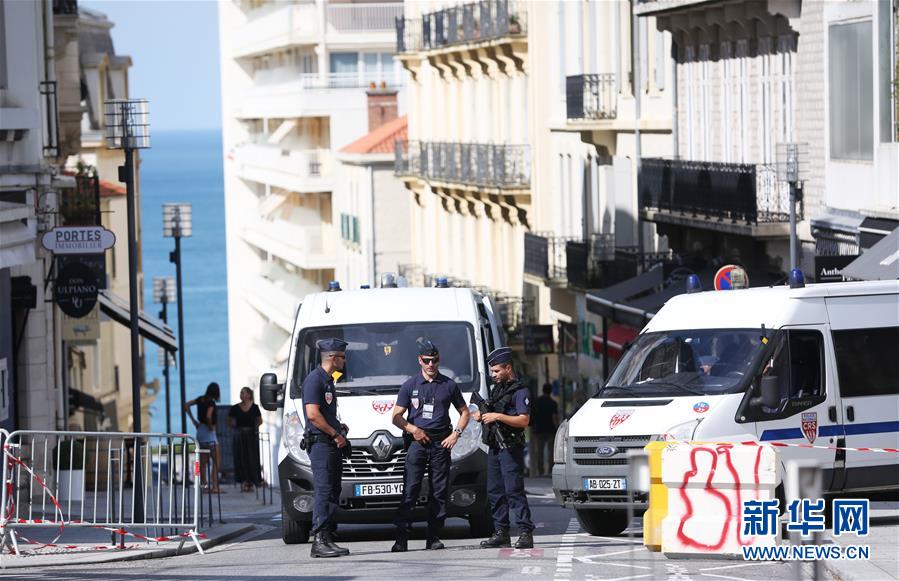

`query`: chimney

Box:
[366,85,398,133]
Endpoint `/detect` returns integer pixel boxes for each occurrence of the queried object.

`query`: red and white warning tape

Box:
[664,439,899,454]
[2,446,205,555]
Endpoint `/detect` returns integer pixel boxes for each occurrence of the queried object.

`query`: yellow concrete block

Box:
[643,441,668,551]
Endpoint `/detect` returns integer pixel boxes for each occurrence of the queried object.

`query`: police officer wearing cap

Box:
[303,338,350,558]
[474,347,535,549]
[391,341,470,552]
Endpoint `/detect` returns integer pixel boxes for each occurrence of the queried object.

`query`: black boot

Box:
[480,529,511,548]
[425,537,445,550]
[310,532,343,558]
[514,531,534,549]
[324,531,350,556]
[391,535,408,553]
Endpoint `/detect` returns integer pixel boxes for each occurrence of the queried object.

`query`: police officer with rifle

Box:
[472,347,535,549]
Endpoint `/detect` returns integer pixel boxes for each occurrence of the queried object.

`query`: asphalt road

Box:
[4,488,826,580]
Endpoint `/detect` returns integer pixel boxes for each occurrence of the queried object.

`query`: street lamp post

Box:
[104,98,150,522]
[776,142,809,272]
[153,276,176,434]
[162,203,192,434]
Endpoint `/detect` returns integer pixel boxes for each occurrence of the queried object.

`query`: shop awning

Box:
[592,324,639,359]
[841,228,899,281]
[810,209,864,234]
[586,266,664,325]
[97,290,178,351]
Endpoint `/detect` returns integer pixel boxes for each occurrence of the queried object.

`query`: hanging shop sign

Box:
[55,260,99,318]
[42,226,116,255]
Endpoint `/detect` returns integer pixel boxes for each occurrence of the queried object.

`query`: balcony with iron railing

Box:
[638,157,798,235]
[524,232,671,290]
[396,0,526,55]
[566,74,617,122]
[395,140,530,190]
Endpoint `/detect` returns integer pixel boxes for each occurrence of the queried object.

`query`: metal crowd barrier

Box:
[0,430,204,562]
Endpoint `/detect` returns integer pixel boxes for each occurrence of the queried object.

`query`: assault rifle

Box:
[471,391,508,450]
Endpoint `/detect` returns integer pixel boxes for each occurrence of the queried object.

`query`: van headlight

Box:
[553,420,569,464]
[284,411,310,465]
[656,418,703,442]
[451,420,483,461]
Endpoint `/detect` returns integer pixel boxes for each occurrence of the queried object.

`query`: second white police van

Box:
[553,278,899,536]
[261,279,504,543]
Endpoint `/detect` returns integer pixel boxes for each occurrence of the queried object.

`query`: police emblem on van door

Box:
[801,412,818,444]
[609,409,634,429]
[325,391,333,405]
[372,400,394,414]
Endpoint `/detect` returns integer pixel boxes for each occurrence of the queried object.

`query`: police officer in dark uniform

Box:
[391,341,471,552]
[474,347,535,549]
[303,338,350,558]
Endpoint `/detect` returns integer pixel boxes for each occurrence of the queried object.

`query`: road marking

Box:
[698,563,756,572]
[699,573,753,581]
[666,562,695,581]
[552,517,580,581]
[521,565,543,575]
[499,548,544,558]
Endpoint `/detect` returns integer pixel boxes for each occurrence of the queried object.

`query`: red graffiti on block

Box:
[675,444,764,551]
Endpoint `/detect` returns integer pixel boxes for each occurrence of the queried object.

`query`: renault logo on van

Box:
[595,445,618,457]
[372,434,392,459]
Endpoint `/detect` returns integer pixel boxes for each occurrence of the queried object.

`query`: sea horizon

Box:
[140,128,231,434]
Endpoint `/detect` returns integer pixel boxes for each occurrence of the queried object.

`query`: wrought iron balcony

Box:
[639,158,797,225]
[525,232,670,290]
[396,0,526,54]
[566,74,617,121]
[395,140,530,189]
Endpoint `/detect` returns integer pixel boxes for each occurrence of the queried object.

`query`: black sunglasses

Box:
[421,357,439,364]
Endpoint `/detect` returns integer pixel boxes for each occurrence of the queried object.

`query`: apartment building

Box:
[0,0,77,431]
[334,112,411,289]
[219,0,405,397]
[524,0,674,401]
[394,0,533,356]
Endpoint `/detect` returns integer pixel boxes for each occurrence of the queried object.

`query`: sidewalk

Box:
[0,484,279,569]
[824,502,899,581]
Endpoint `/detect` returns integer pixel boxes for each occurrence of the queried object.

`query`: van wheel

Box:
[282,506,311,544]
[469,511,495,538]
[575,509,630,537]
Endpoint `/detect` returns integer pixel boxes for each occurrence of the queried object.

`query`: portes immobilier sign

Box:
[41,226,116,254]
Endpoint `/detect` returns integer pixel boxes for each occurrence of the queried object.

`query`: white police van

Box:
[553,277,899,536]
[260,279,504,543]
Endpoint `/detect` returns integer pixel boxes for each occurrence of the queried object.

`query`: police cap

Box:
[486,347,513,366]
[317,338,348,353]
[418,340,439,356]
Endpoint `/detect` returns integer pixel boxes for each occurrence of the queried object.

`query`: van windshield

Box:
[598,329,767,398]
[294,322,478,395]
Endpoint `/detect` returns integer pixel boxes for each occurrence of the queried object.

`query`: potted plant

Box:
[509,14,521,34]
[54,440,85,502]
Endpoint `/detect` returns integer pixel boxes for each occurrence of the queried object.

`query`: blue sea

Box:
[140,130,230,433]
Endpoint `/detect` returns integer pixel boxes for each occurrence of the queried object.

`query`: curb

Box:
[0,524,256,569]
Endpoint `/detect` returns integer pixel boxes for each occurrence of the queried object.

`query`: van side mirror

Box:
[756,375,781,410]
[260,373,284,411]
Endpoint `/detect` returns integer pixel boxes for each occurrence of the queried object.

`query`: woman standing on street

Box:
[185,382,224,493]
[229,387,264,492]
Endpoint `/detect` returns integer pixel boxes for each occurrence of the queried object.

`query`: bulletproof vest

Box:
[484,380,528,449]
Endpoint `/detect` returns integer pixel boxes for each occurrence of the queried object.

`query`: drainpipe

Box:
[632,8,644,255]
[368,165,377,283]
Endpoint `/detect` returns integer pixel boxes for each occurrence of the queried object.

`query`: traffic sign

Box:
[42,226,116,255]
[714,265,749,290]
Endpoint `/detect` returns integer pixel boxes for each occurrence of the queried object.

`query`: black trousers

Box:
[394,440,451,539]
